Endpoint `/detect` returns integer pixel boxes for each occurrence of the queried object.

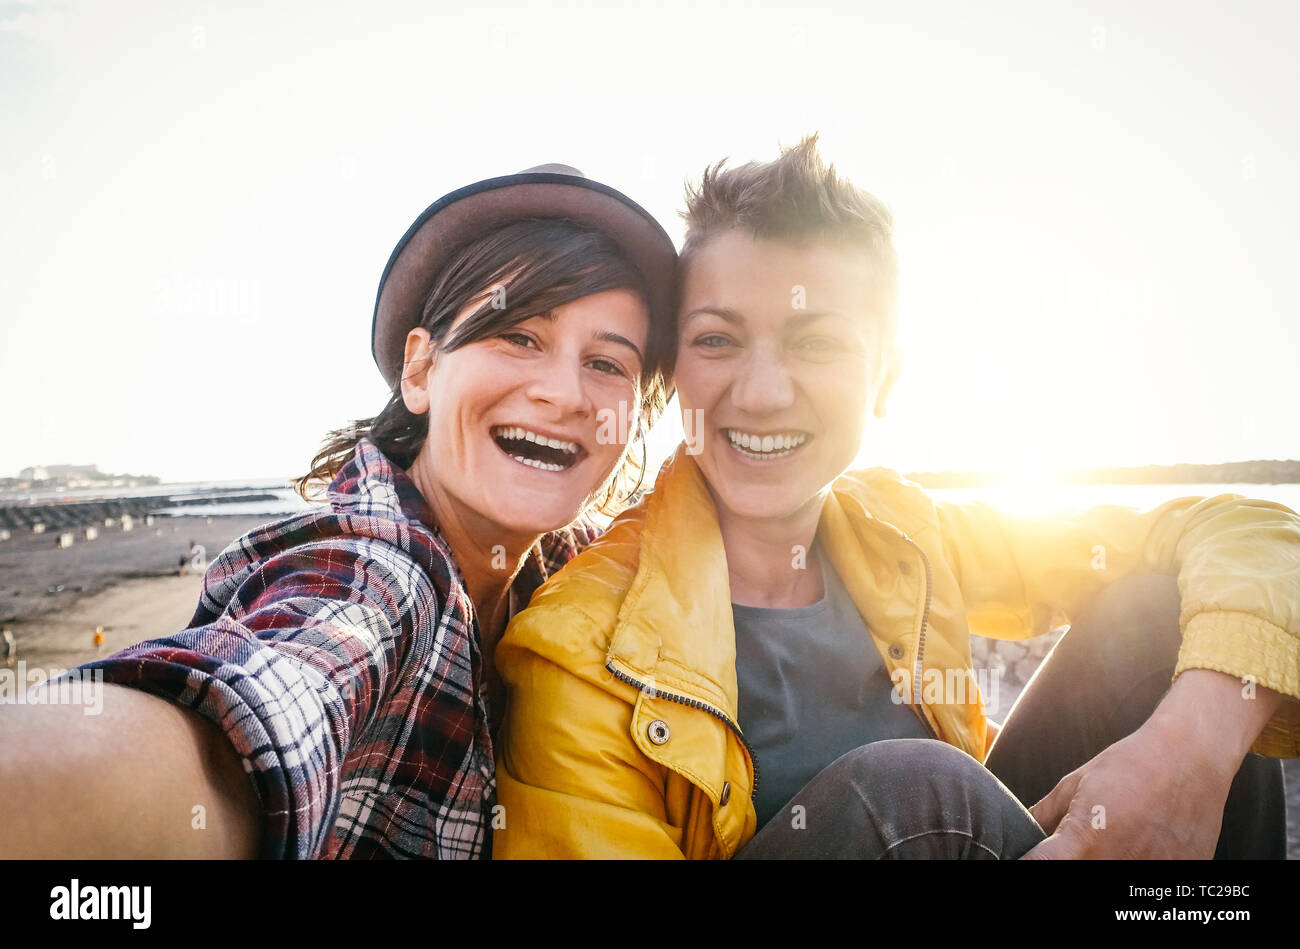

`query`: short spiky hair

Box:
[680,134,899,332]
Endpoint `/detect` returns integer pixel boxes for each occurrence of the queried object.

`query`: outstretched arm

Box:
[0,683,260,858]
[0,536,437,858]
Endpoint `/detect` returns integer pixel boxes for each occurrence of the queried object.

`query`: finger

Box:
[1020,831,1077,860]
[1020,838,1051,860]
[1019,837,1060,857]
[1028,776,1075,834]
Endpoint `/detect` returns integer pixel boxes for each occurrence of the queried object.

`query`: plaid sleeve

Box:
[82,536,437,859]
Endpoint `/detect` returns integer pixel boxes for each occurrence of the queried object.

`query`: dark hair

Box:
[295,217,672,517]
[680,133,899,336]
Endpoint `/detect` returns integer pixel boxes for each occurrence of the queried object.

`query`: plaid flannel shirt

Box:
[78,439,596,859]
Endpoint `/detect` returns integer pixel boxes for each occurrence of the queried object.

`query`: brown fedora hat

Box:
[371,163,677,388]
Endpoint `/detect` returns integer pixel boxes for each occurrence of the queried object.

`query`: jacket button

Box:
[720,781,732,806]
[888,643,905,660]
[647,720,671,745]
[898,560,912,575]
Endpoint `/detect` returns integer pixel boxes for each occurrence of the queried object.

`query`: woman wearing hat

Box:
[0,166,677,859]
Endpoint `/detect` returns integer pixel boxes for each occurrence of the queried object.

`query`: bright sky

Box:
[3,0,1297,482]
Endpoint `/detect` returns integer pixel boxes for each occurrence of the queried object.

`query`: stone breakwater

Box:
[0,491,279,534]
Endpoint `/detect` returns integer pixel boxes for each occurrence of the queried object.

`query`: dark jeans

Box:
[736,573,1288,859]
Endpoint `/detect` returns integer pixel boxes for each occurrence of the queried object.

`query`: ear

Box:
[872,343,903,419]
[400,328,436,415]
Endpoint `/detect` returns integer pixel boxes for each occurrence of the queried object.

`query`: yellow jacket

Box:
[494,446,1300,859]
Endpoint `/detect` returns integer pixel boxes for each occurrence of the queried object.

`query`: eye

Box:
[589,357,629,378]
[500,331,537,349]
[796,335,850,356]
[693,333,733,349]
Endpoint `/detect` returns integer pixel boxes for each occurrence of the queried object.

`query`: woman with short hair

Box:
[493,139,1298,860]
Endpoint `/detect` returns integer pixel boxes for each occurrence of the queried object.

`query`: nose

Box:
[524,350,592,418]
[729,342,796,416]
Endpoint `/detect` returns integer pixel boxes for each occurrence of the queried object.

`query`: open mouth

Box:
[490,425,583,472]
[725,428,810,460]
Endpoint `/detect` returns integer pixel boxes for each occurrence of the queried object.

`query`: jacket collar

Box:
[608,446,739,716]
[607,444,906,723]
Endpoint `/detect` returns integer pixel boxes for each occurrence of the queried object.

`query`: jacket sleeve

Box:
[76,537,437,858]
[933,491,1300,757]
[493,620,689,859]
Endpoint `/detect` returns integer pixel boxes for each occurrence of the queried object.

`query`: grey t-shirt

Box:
[733,554,933,829]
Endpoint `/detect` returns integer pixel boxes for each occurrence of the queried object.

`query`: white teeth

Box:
[491,426,579,454]
[725,429,807,458]
[510,454,565,472]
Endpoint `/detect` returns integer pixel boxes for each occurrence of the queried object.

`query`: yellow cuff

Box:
[1176,610,1300,758]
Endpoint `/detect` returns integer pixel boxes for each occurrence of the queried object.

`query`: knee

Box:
[1097,572,1179,609]
[1107,569,1180,598]
[826,738,986,787]
[818,740,1034,853]
[1075,572,1181,639]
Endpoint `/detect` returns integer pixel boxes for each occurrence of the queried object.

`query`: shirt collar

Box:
[326,438,438,531]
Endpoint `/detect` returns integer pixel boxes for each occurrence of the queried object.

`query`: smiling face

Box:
[675,229,900,524]
[402,286,649,540]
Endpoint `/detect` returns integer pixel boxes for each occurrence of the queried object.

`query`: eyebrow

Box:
[682,306,854,329]
[534,310,644,362]
[596,330,644,363]
[681,306,744,326]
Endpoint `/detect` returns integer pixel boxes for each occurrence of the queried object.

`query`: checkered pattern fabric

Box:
[78,439,596,858]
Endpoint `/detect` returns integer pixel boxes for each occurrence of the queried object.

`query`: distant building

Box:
[8,464,160,492]
[47,465,104,480]
[18,464,102,481]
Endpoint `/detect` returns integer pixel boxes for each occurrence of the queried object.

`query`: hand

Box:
[1020,716,1232,858]
[1020,668,1280,859]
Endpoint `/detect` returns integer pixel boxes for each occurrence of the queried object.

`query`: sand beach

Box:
[0,514,275,668]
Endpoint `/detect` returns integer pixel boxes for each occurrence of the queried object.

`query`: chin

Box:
[495,496,583,536]
[714,483,820,524]
[498,509,563,536]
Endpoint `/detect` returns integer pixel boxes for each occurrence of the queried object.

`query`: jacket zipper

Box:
[897,533,940,740]
[605,660,761,801]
